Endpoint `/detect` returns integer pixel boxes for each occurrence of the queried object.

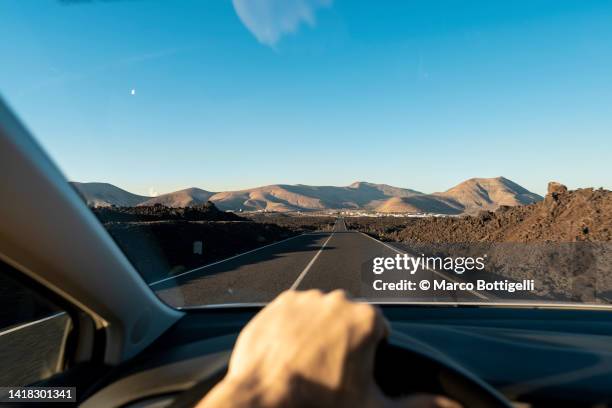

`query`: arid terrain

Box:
[73,176,542,215]
[345,182,611,243]
[242,213,336,232]
[347,183,612,302]
[92,201,242,223]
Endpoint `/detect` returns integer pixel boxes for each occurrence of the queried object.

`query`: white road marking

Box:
[289,219,339,290]
[289,233,334,290]
[0,312,66,337]
[149,233,309,287]
[358,232,489,300]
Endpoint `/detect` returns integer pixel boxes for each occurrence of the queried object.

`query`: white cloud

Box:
[148,187,159,197]
[232,0,332,47]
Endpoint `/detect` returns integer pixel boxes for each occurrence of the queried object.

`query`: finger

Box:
[359,303,390,342]
[346,304,390,376]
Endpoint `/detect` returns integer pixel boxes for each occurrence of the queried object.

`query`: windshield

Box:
[2,0,610,308]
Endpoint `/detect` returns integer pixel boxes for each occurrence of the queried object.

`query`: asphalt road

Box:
[153,218,490,307]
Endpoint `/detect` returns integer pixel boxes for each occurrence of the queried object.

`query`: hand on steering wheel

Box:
[197,289,461,408]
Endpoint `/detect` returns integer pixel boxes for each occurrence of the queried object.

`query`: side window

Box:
[0,262,73,386]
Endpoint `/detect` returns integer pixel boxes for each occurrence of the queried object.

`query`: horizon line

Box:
[68,175,557,198]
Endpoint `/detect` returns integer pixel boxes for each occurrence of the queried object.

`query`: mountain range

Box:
[71,177,543,215]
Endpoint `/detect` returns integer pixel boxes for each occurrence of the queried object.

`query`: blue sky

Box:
[1,0,611,196]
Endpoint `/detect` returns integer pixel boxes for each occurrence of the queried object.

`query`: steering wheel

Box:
[374,332,512,408]
[169,332,513,408]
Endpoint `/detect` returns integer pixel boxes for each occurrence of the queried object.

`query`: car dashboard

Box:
[80,305,612,407]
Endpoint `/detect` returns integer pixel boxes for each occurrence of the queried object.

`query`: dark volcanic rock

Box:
[92,201,242,223]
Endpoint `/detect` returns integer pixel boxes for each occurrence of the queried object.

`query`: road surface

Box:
[153,218,491,306]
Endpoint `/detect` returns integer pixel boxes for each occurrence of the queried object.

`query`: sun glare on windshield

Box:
[1,0,610,307]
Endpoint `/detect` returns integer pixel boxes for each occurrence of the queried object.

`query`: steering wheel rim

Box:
[376,332,513,408]
[169,331,513,408]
